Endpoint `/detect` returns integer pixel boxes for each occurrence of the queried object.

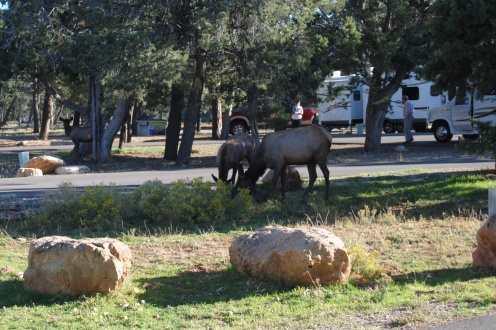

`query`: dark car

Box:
[228,107,319,135]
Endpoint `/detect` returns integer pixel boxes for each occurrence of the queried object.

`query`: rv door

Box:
[450,91,473,132]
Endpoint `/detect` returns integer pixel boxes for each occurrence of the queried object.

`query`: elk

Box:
[59,117,93,160]
[237,126,332,201]
[212,132,256,184]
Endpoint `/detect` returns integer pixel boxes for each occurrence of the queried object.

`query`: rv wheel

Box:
[396,123,404,133]
[433,122,453,143]
[383,121,395,134]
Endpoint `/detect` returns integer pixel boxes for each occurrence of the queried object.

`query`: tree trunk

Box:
[126,100,135,143]
[39,89,53,140]
[177,47,207,165]
[91,76,102,164]
[2,97,16,125]
[53,105,64,128]
[32,77,40,133]
[247,85,260,149]
[118,98,134,148]
[101,99,128,163]
[363,68,409,151]
[220,90,234,140]
[211,98,222,140]
[165,84,184,161]
[363,91,387,152]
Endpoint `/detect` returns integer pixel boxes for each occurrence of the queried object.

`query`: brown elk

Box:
[59,117,93,160]
[237,126,332,201]
[212,132,256,184]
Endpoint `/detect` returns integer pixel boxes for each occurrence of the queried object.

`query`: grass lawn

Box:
[1,166,496,329]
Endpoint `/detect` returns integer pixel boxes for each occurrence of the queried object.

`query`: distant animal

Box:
[212,132,255,184]
[59,117,93,160]
[237,126,332,201]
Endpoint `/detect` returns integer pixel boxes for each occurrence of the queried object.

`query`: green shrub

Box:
[27,183,125,234]
[27,178,255,234]
[161,178,254,224]
[347,243,386,281]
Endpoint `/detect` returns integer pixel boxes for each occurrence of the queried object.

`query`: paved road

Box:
[0,132,493,199]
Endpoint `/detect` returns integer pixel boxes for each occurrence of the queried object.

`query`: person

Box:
[291,101,304,128]
[402,95,414,143]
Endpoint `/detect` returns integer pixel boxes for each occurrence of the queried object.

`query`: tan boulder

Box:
[17,168,43,177]
[23,155,65,174]
[262,166,303,191]
[54,165,90,175]
[473,215,496,267]
[229,226,351,287]
[24,236,132,295]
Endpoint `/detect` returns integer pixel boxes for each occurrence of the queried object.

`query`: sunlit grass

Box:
[1,168,496,329]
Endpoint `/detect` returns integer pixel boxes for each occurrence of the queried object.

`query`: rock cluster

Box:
[22,155,65,175]
[16,155,90,177]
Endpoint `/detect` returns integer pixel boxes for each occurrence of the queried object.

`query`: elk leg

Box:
[280,165,287,202]
[229,166,238,184]
[271,166,283,200]
[317,161,330,201]
[304,163,318,199]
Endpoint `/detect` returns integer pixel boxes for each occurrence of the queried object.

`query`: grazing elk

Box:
[59,117,93,160]
[212,132,256,184]
[237,126,332,202]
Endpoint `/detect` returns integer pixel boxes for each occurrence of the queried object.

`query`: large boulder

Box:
[54,165,90,175]
[229,226,351,287]
[16,168,43,177]
[262,166,303,191]
[24,236,132,295]
[473,215,496,267]
[22,155,65,174]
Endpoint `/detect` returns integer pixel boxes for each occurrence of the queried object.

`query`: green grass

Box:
[1,168,496,329]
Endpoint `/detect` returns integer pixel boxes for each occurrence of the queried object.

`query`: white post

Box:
[489,188,496,217]
[18,152,30,167]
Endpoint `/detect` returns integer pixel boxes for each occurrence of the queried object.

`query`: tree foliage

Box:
[425,0,496,96]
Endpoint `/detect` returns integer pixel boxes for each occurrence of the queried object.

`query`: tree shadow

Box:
[0,279,80,308]
[392,265,496,286]
[135,266,283,308]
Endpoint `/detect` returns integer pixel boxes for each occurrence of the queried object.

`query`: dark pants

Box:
[292,119,301,128]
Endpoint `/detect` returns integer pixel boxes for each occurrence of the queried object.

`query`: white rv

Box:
[317,72,365,130]
[317,72,447,134]
[428,91,496,142]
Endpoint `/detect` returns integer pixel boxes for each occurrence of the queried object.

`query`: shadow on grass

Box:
[393,265,496,286]
[135,266,284,308]
[0,279,80,308]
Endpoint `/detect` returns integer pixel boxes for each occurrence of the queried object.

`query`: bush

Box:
[27,183,125,234]
[136,178,255,225]
[27,178,254,234]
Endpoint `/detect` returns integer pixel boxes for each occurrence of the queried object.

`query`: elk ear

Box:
[211,174,218,182]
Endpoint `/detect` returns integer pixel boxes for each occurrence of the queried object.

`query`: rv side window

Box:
[402,87,420,101]
[353,90,360,101]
